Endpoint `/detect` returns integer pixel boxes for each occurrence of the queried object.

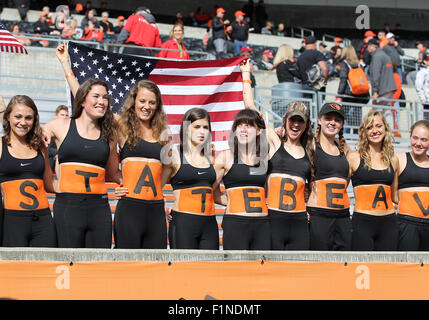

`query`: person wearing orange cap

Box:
[329,37,342,58]
[229,10,250,56]
[113,16,125,34]
[212,7,230,58]
[356,30,376,75]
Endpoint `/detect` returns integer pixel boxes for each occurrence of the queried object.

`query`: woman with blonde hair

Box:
[157,23,190,60]
[337,46,370,133]
[347,111,399,250]
[273,44,301,83]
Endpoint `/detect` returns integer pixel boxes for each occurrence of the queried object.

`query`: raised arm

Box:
[240,59,281,149]
[240,58,257,110]
[56,42,80,97]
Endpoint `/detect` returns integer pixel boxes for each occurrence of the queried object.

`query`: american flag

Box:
[0,22,28,54]
[67,42,245,151]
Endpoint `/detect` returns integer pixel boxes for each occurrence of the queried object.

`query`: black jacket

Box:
[212,16,227,40]
[229,20,249,41]
[276,59,301,83]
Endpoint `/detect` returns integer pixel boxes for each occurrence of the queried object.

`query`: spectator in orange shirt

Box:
[80,19,103,42]
[378,30,389,49]
[392,60,402,137]
[157,23,190,60]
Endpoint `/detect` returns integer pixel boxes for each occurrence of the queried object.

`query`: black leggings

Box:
[53,193,112,248]
[168,211,219,250]
[397,214,429,251]
[222,214,271,250]
[269,210,309,250]
[308,207,352,250]
[114,197,167,249]
[2,208,57,247]
[351,212,398,251]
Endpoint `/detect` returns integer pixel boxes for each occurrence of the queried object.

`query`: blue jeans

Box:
[233,40,247,56]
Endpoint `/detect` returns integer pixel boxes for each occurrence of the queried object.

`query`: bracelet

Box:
[65,71,75,79]
[242,80,252,84]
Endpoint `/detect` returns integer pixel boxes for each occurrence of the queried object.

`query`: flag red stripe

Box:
[167,110,240,124]
[154,56,245,69]
[161,91,244,106]
[149,72,242,86]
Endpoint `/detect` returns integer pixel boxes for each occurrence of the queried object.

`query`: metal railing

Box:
[252,84,426,144]
[13,33,211,60]
[322,34,352,47]
[290,26,314,39]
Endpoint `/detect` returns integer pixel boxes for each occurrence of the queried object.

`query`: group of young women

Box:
[0,44,428,251]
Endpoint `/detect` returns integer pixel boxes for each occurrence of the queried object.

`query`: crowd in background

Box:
[3,1,429,117]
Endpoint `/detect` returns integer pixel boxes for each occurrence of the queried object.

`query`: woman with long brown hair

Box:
[113,79,170,249]
[240,58,314,250]
[347,111,399,250]
[0,95,56,247]
[43,42,121,248]
[214,108,270,250]
[161,107,222,249]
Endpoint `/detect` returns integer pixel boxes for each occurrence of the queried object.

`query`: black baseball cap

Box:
[136,6,150,13]
[305,36,317,44]
[368,38,379,46]
[318,102,345,119]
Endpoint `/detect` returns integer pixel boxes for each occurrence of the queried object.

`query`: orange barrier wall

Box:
[1,260,429,300]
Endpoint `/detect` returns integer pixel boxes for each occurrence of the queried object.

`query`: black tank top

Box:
[57,118,110,168]
[351,160,394,187]
[223,160,267,189]
[0,137,45,183]
[268,144,310,181]
[120,138,162,161]
[398,152,429,189]
[314,143,349,180]
[170,153,216,190]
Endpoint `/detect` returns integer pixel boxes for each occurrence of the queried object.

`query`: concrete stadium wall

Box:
[1,247,429,263]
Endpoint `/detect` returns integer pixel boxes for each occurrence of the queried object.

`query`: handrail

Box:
[13,34,211,59]
[290,26,314,39]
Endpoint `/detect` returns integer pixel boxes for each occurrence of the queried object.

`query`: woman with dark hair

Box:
[347,111,399,251]
[43,42,121,248]
[214,103,270,250]
[113,79,170,249]
[397,120,429,251]
[157,23,190,60]
[161,107,222,249]
[0,95,56,247]
[306,102,351,250]
[241,59,313,250]
[396,120,429,250]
